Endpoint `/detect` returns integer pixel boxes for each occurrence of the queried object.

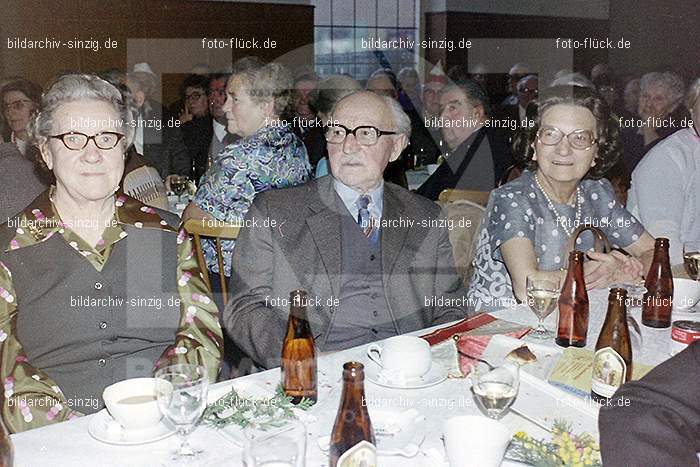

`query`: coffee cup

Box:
[443,415,511,467]
[103,377,163,431]
[366,335,431,378]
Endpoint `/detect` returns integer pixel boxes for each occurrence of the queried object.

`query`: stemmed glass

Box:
[525,274,560,339]
[470,362,519,419]
[171,176,190,203]
[155,364,208,462]
[683,241,700,281]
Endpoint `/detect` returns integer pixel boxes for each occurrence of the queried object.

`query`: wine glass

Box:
[154,364,208,462]
[683,241,700,281]
[470,362,519,420]
[170,176,190,202]
[525,274,560,339]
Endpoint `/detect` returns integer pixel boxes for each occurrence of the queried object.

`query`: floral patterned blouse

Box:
[0,189,222,433]
[192,123,311,275]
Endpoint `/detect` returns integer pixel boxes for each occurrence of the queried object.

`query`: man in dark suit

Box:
[224,91,474,369]
[0,143,46,222]
[126,72,190,180]
[599,342,700,466]
[416,80,513,200]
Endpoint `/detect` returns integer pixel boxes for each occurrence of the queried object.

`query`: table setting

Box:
[9,280,700,466]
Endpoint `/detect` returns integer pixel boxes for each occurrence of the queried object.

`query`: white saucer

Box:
[88,409,176,445]
[365,360,447,389]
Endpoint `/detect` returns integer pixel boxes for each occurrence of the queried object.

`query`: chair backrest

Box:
[183,219,240,305]
[122,165,169,211]
[438,188,490,207]
[438,199,486,287]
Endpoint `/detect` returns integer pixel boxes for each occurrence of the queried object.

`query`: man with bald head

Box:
[224,91,473,369]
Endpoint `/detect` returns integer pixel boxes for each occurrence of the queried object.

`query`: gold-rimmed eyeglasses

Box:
[536,127,597,151]
[2,99,34,112]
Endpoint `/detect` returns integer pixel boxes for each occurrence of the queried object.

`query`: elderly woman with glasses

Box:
[467,86,655,312]
[0,74,222,433]
[1,78,43,156]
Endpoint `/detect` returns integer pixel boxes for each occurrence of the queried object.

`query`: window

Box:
[313,0,418,81]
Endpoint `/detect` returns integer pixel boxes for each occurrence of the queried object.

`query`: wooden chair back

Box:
[438,189,491,207]
[183,219,240,305]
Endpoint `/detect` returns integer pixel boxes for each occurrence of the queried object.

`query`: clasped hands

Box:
[584,250,645,290]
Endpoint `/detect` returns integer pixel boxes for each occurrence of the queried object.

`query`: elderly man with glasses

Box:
[224,91,475,370]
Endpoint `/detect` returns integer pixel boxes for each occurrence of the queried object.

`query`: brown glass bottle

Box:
[329,362,377,467]
[281,289,317,404]
[556,251,589,347]
[0,418,13,467]
[591,288,633,403]
[642,238,674,328]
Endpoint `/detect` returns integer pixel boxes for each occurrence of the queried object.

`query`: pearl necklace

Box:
[534,173,583,237]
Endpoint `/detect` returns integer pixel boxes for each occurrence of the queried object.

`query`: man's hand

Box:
[178,105,193,125]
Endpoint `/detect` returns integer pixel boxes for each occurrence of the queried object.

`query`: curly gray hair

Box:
[685,77,700,111]
[231,57,292,117]
[640,71,685,105]
[29,73,135,150]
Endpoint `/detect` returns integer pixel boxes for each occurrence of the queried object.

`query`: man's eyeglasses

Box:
[50,131,125,150]
[185,92,205,101]
[537,127,597,150]
[325,124,398,146]
[3,99,34,112]
[520,87,538,95]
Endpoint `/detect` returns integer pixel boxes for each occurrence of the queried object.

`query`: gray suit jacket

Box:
[224,176,475,369]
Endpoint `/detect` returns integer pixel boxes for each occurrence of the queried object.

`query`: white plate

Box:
[88,409,176,445]
[365,359,447,389]
[317,408,426,457]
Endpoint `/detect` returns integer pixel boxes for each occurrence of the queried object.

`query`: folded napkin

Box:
[548,347,654,398]
[421,314,531,377]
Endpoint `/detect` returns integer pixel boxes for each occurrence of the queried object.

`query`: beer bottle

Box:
[329,362,376,467]
[591,288,633,403]
[281,289,317,404]
[0,418,13,467]
[556,251,589,347]
[642,238,674,328]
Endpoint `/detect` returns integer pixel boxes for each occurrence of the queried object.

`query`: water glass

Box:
[243,418,306,467]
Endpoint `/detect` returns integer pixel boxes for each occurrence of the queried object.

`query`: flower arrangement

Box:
[202,384,314,430]
[506,420,602,466]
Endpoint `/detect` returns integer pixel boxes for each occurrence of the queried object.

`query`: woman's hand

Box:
[584,251,644,289]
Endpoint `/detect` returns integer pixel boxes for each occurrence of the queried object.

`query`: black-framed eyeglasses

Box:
[185,92,205,101]
[537,127,597,151]
[50,131,125,150]
[521,87,538,95]
[324,124,398,146]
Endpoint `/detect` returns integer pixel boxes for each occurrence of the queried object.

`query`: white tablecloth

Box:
[11,289,698,466]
